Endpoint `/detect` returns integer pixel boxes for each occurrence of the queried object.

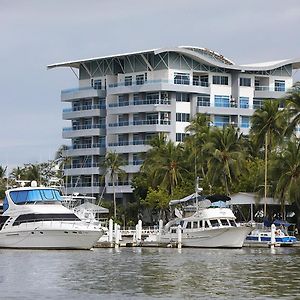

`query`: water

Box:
[0,247,300,299]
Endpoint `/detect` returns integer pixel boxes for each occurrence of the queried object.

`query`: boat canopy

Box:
[9,189,62,204]
[273,219,291,227]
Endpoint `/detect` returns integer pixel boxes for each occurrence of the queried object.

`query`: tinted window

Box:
[220,219,229,226]
[210,219,219,227]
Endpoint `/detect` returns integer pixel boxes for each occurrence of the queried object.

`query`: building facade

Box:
[48,46,300,201]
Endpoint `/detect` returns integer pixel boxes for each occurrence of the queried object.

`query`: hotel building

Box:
[48,46,300,202]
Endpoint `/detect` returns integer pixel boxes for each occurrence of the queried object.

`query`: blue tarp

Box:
[273,219,291,227]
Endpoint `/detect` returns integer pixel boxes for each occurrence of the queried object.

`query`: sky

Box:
[1,0,300,172]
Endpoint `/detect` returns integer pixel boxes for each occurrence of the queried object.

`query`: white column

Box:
[177,225,182,249]
[270,224,276,247]
[108,219,113,243]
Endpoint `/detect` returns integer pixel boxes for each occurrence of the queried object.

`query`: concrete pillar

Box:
[270,224,276,247]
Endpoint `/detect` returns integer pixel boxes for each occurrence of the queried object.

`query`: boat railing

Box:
[15,218,98,229]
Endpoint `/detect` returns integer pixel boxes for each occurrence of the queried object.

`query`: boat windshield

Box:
[9,189,62,205]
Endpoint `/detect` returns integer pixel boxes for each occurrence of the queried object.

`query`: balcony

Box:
[107,79,210,95]
[61,86,106,102]
[107,140,151,153]
[63,104,106,119]
[254,85,287,99]
[107,119,171,134]
[62,124,106,138]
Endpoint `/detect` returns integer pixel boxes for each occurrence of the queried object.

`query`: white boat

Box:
[0,183,104,249]
[158,193,253,248]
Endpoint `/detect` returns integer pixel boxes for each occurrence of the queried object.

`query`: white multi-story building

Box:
[48,46,300,201]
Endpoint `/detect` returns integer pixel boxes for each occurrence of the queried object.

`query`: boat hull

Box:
[160,226,252,248]
[0,224,103,250]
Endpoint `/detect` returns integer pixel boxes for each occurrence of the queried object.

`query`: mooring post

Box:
[108,219,113,245]
[177,225,182,249]
[270,223,276,248]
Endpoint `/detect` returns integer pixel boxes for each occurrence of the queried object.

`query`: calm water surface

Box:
[0,246,299,299]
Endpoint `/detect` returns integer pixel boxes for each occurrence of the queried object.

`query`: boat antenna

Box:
[195,176,199,211]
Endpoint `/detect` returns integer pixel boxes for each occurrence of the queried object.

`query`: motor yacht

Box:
[0,182,104,249]
[158,193,253,248]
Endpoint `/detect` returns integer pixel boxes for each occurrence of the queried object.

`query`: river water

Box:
[0,246,299,299]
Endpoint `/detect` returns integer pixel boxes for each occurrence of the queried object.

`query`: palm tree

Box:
[270,140,300,218]
[205,126,246,195]
[0,165,7,179]
[283,81,300,136]
[185,113,211,179]
[250,99,285,216]
[55,145,71,191]
[103,151,126,219]
[143,140,187,196]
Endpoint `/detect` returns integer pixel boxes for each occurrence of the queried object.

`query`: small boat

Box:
[157,193,253,248]
[245,221,298,246]
[0,182,104,249]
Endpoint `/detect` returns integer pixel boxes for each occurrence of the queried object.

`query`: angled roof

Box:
[47,46,300,71]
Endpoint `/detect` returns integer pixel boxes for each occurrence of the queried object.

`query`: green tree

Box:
[270,140,300,217]
[250,99,285,215]
[283,82,300,136]
[103,151,126,219]
[205,126,246,195]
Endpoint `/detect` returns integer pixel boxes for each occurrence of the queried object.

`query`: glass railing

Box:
[108,119,170,127]
[61,86,106,94]
[108,79,210,89]
[108,140,150,147]
[63,104,105,113]
[63,124,106,131]
[65,163,101,169]
[108,181,130,186]
[255,86,286,92]
[108,98,171,108]
[67,143,105,150]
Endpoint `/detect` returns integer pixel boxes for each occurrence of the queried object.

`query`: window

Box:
[176,113,190,122]
[93,79,102,90]
[176,133,188,142]
[240,77,251,87]
[125,76,132,86]
[220,219,229,226]
[204,220,209,228]
[239,97,249,109]
[174,72,190,85]
[212,75,228,85]
[136,74,144,85]
[210,219,219,227]
[229,220,237,227]
[176,93,190,102]
[193,221,198,229]
[146,92,159,104]
[193,75,209,86]
[197,95,210,107]
[241,116,250,128]
[275,80,285,92]
[214,95,230,107]
[186,222,191,229]
[214,115,229,127]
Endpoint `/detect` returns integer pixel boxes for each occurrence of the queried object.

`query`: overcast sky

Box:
[1,0,300,172]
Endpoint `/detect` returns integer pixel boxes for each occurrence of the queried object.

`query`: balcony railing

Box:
[65,163,101,169]
[255,86,286,92]
[61,86,105,94]
[109,98,171,108]
[63,124,106,131]
[108,181,130,186]
[67,143,105,150]
[108,119,170,127]
[108,79,210,89]
[63,104,105,113]
[108,140,150,147]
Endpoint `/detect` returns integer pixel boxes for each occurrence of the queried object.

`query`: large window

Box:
[275,80,285,92]
[93,79,102,90]
[197,95,210,107]
[125,76,132,86]
[240,77,251,87]
[214,115,229,127]
[176,133,188,142]
[136,74,144,85]
[176,93,190,102]
[241,116,250,128]
[212,75,228,85]
[174,73,190,85]
[176,113,190,122]
[239,97,249,109]
[214,95,230,107]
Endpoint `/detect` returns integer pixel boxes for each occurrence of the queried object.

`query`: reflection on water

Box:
[0,247,299,299]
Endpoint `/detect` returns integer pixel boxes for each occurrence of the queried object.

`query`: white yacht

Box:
[0,183,104,249]
[158,193,253,248]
